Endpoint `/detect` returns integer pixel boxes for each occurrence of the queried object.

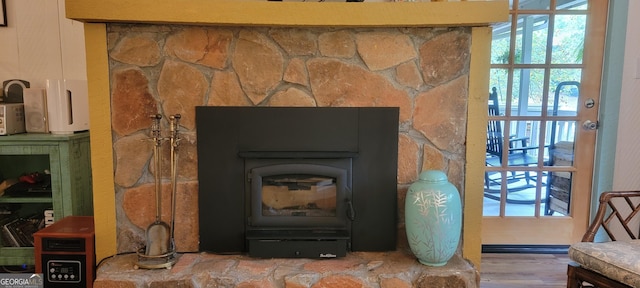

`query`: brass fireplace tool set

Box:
[136,114,181,269]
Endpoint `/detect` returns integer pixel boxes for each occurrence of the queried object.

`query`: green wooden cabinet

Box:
[0,132,92,266]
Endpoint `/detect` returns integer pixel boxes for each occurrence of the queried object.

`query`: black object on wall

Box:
[196,107,398,253]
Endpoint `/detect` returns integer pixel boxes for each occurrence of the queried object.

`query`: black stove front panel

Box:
[196,107,398,253]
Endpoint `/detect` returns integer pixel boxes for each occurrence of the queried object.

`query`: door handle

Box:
[582,120,598,130]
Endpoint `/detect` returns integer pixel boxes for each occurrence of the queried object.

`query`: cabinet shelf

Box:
[0,196,53,204]
[0,132,93,266]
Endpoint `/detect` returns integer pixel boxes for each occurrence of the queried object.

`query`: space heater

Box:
[34,216,95,288]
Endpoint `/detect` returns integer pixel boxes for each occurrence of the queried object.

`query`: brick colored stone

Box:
[158,133,198,181]
[396,61,423,89]
[448,158,465,195]
[270,29,318,56]
[174,133,198,180]
[237,259,277,276]
[122,183,169,230]
[191,258,236,275]
[318,30,355,58]
[208,71,252,106]
[397,133,420,184]
[93,279,138,288]
[413,76,468,154]
[171,253,198,274]
[121,181,197,251]
[149,279,193,288]
[311,275,367,288]
[380,277,411,288]
[111,68,158,137]
[158,60,208,130]
[303,258,362,273]
[237,279,277,288]
[419,30,470,86]
[397,186,408,230]
[366,260,384,270]
[232,30,284,105]
[111,34,161,66]
[422,144,446,172]
[114,133,153,188]
[116,226,145,253]
[284,283,307,288]
[269,87,316,107]
[415,275,468,288]
[284,58,309,86]
[307,58,412,122]
[283,273,320,288]
[173,181,199,251]
[194,275,236,288]
[356,31,416,71]
[165,27,233,69]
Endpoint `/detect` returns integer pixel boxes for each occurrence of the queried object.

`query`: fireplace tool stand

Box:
[136,114,181,269]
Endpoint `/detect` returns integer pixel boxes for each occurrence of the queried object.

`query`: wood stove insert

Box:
[196,107,398,257]
[243,157,353,258]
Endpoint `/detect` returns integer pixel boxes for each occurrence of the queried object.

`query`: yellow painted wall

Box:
[69,0,508,268]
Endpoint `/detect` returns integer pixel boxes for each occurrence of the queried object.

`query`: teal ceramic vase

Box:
[405,170,462,266]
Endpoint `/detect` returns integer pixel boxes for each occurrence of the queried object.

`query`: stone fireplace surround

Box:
[110,23,470,253]
[66,1,507,287]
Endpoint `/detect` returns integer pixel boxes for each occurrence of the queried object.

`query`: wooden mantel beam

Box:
[66,0,508,27]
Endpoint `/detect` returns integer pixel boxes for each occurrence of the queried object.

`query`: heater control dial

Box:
[47,260,81,283]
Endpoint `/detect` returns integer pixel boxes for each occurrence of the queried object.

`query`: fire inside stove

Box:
[261,175,337,217]
[244,160,353,258]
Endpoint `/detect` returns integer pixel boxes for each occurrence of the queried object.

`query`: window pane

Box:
[553,122,577,147]
[492,15,512,65]
[483,170,544,217]
[551,14,586,64]
[556,0,588,10]
[512,120,543,158]
[517,0,551,10]
[549,69,581,116]
[503,170,542,217]
[546,171,573,216]
[515,15,549,64]
[489,68,508,99]
[483,170,503,216]
[486,120,544,168]
[544,122,576,167]
[512,69,545,116]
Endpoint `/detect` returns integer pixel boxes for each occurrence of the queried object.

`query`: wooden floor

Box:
[480,253,571,288]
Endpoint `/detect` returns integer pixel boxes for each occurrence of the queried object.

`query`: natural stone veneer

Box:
[108,24,470,253]
[95,251,478,288]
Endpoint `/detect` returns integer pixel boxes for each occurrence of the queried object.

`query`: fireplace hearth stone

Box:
[94,249,479,287]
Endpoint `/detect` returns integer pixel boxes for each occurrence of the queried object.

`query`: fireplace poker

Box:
[169,114,181,252]
[144,114,171,257]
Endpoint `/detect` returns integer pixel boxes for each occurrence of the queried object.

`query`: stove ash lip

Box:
[238,151,359,159]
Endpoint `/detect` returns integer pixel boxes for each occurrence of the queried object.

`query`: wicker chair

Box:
[567,191,640,287]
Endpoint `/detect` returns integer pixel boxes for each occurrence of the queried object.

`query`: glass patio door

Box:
[482,0,607,245]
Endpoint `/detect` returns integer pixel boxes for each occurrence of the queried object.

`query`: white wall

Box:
[612,0,640,190]
[0,0,86,92]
